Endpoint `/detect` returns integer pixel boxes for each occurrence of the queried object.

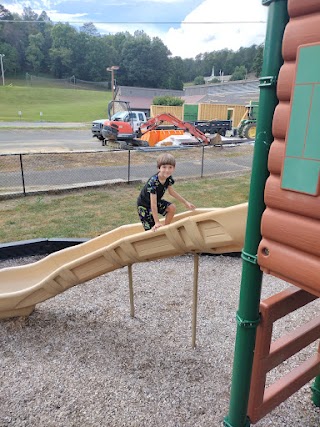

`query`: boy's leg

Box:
[164,204,176,225]
[158,201,176,225]
[137,206,155,231]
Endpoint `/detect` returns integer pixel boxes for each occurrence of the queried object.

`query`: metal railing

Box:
[0,146,253,197]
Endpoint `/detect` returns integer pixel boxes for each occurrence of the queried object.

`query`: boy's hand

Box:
[186,201,196,210]
[152,222,162,232]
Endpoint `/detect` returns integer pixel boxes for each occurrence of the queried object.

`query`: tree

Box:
[149,37,171,88]
[152,96,184,106]
[232,45,257,74]
[230,65,247,81]
[38,11,51,22]
[49,23,77,77]
[49,47,72,78]
[193,75,205,85]
[69,31,91,79]
[0,4,12,19]
[120,31,170,88]
[22,6,40,39]
[208,78,220,84]
[0,4,13,45]
[75,34,117,81]
[207,49,234,76]
[166,56,184,90]
[0,41,20,75]
[252,44,264,77]
[22,6,38,21]
[80,22,99,37]
[119,33,149,86]
[37,16,53,73]
[26,33,45,73]
[180,58,197,83]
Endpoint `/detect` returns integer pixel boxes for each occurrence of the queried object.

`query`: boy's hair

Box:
[157,153,176,168]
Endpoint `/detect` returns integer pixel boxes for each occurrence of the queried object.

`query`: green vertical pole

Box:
[311,376,320,407]
[223,2,289,427]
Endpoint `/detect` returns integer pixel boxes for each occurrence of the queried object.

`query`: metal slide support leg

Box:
[128,264,134,317]
[192,253,199,349]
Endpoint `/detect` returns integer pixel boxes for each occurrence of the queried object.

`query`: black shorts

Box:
[137,200,171,231]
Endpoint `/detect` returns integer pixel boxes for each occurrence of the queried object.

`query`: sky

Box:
[3,0,268,59]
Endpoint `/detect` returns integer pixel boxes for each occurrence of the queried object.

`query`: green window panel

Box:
[296,44,320,84]
[282,158,320,195]
[281,44,320,195]
[285,85,312,158]
[304,84,320,160]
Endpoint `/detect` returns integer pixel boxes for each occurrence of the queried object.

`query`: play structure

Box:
[224,1,320,426]
[0,204,247,321]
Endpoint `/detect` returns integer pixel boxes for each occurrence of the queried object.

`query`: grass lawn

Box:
[0,174,250,243]
[0,84,112,122]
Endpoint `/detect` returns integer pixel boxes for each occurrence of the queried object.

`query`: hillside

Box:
[0,85,112,122]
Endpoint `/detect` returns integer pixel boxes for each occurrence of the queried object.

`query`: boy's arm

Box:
[150,193,162,229]
[168,186,196,210]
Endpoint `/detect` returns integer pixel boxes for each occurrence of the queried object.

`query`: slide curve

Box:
[0,203,247,319]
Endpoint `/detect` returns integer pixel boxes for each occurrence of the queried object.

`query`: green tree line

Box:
[0,4,263,89]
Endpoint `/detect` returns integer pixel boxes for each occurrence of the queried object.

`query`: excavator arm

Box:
[139,113,210,144]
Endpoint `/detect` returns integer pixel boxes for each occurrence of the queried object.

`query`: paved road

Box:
[0,154,253,195]
[0,124,247,153]
[0,128,102,153]
[0,121,88,128]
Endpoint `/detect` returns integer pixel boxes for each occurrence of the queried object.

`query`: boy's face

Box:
[158,164,175,179]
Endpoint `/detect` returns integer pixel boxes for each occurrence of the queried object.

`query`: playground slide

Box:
[0,203,247,319]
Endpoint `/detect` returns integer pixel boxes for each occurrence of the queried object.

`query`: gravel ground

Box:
[1,254,320,427]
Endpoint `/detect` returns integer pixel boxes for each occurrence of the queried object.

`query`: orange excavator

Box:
[137,113,211,145]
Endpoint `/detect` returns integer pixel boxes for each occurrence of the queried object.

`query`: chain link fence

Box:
[0,146,253,197]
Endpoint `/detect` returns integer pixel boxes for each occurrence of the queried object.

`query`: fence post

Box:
[127,149,131,183]
[19,154,26,196]
[201,145,205,178]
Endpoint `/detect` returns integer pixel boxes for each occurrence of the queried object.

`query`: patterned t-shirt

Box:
[137,174,174,208]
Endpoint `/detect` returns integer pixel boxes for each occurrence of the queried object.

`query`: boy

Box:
[137,153,195,231]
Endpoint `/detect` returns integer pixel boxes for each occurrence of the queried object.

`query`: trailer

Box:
[189,120,232,136]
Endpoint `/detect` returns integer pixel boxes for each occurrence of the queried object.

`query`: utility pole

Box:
[0,54,5,86]
[106,66,119,115]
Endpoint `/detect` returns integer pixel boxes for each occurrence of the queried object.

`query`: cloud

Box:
[43,10,89,22]
[163,0,268,58]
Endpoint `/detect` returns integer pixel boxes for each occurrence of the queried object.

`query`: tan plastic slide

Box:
[0,203,247,319]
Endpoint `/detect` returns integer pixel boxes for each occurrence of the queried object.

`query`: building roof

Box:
[200,91,259,105]
[117,86,184,98]
[184,79,260,104]
[115,86,184,112]
[182,94,208,105]
[115,80,260,110]
[116,96,154,110]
